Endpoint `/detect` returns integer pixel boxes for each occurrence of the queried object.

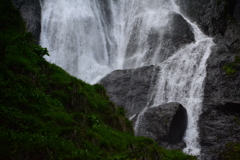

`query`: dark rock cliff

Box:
[176,0,240,159]
[12,0,41,44]
[99,65,160,118]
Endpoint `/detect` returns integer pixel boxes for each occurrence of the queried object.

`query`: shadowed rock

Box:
[99,65,160,118]
[169,104,188,145]
[135,103,188,150]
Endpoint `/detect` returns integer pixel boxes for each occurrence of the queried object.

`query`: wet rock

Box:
[160,12,195,56]
[12,0,41,44]
[147,12,195,63]
[135,102,187,150]
[125,12,195,65]
[200,44,240,159]
[176,0,240,39]
[99,65,160,118]
[199,20,240,159]
[199,103,240,160]
[176,0,229,37]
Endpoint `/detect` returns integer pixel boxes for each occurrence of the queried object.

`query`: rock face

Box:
[176,0,240,159]
[12,0,41,44]
[125,12,195,65]
[159,12,195,60]
[200,44,240,159]
[135,103,188,150]
[99,65,160,118]
[176,0,240,41]
[199,103,240,160]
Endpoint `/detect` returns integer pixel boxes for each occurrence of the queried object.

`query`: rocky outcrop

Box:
[12,0,41,44]
[200,44,240,159]
[99,65,160,118]
[176,0,229,38]
[135,102,187,150]
[176,0,240,41]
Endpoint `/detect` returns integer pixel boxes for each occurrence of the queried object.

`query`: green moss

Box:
[220,142,240,160]
[223,56,240,75]
[0,0,197,159]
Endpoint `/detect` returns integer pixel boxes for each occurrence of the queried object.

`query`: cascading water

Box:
[134,21,214,155]
[40,0,184,84]
[40,0,214,156]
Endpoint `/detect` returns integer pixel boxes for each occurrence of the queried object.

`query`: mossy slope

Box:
[0,1,196,159]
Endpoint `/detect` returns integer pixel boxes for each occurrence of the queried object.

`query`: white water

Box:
[134,22,214,155]
[41,0,181,84]
[40,0,214,156]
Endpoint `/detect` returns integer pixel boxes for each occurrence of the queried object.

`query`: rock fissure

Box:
[169,104,188,145]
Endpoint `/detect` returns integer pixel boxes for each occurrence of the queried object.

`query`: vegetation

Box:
[0,0,196,159]
[220,143,240,160]
[223,56,240,75]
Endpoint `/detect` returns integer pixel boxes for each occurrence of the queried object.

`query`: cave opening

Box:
[169,104,188,144]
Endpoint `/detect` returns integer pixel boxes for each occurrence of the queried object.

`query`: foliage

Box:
[223,56,240,75]
[0,0,196,159]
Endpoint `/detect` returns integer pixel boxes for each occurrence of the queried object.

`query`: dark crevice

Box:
[169,104,188,144]
[217,102,240,116]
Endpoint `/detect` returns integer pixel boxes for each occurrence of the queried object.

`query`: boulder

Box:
[99,65,160,118]
[135,102,188,150]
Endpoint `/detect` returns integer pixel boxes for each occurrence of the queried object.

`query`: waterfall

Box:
[134,22,214,155]
[40,0,214,156]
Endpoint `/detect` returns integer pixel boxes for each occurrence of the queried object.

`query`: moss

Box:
[223,56,240,75]
[220,142,240,160]
[0,0,197,159]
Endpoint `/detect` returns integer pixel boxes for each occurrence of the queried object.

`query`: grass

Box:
[0,0,197,159]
